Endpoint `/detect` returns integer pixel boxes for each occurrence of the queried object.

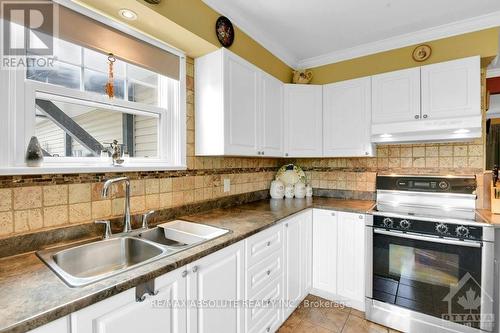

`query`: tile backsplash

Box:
[0,57,487,238]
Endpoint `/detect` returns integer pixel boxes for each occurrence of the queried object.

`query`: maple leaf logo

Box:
[457,288,481,312]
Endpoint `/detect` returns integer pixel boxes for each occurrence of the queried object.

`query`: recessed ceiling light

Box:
[380,133,392,138]
[119,9,137,20]
[453,129,470,134]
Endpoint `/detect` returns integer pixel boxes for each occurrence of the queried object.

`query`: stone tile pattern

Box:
[0,57,486,237]
[279,294,400,333]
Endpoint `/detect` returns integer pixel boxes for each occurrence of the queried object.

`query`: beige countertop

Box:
[0,197,374,333]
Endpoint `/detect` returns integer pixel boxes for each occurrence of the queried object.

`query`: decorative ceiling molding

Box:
[202,0,299,68]
[203,0,500,70]
[297,11,500,69]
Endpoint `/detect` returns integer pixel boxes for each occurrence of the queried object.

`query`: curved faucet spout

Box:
[102,176,132,233]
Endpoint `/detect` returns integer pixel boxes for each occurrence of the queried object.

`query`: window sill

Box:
[0,164,187,176]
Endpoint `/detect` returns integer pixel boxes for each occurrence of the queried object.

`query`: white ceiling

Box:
[203,0,500,68]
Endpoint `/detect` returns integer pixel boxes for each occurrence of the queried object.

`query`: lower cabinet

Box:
[44,208,343,333]
[71,267,187,333]
[187,241,245,333]
[284,210,312,318]
[311,209,366,311]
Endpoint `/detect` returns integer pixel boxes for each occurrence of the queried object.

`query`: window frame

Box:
[0,1,186,175]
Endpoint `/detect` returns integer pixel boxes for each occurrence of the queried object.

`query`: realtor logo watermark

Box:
[1,0,57,69]
[442,272,494,329]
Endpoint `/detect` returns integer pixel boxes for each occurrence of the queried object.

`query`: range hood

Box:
[371,115,482,143]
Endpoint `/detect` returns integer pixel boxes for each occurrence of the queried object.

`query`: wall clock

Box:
[216,16,234,47]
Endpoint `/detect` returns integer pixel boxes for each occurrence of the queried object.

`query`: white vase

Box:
[305,184,313,197]
[270,180,285,199]
[295,182,306,198]
[285,184,295,199]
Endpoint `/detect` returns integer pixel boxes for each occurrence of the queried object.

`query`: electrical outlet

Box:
[223,178,230,192]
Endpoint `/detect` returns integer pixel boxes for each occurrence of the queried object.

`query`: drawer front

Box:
[247,249,283,299]
[247,276,282,332]
[246,224,283,267]
[249,304,282,333]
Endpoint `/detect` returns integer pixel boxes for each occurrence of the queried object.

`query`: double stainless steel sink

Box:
[37,220,229,287]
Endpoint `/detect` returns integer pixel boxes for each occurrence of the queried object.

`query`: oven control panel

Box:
[373,215,483,240]
[376,175,476,194]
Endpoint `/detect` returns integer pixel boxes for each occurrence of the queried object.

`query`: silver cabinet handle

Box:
[423,114,428,119]
[182,270,188,278]
[414,115,420,119]
[267,241,271,247]
[192,265,199,273]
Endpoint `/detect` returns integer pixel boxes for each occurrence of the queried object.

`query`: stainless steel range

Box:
[365,175,495,333]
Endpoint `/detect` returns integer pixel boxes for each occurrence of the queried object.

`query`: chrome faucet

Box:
[102,176,132,233]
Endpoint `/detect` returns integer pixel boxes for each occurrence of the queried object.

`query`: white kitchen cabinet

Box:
[323,77,373,157]
[372,67,421,124]
[187,241,245,333]
[421,56,480,120]
[312,209,337,296]
[336,212,366,311]
[260,72,284,157]
[195,48,283,157]
[284,210,312,318]
[71,267,187,333]
[283,84,323,157]
[27,316,70,333]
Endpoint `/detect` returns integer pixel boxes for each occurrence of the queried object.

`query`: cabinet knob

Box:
[267,270,271,275]
[267,241,271,247]
[262,151,265,156]
[423,114,428,119]
[285,223,288,227]
[365,152,369,155]
[182,270,188,278]
[266,327,271,332]
[331,212,336,216]
[285,153,289,157]
[359,215,364,219]
[192,266,199,273]
[414,115,420,119]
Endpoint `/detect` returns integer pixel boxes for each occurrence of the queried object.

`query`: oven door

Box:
[368,228,493,331]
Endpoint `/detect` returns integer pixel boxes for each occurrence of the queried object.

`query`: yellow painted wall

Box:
[77,0,292,82]
[310,28,499,84]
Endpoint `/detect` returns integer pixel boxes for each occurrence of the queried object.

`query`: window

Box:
[0,3,186,173]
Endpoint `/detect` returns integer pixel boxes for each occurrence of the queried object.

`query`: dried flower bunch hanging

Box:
[105,53,116,98]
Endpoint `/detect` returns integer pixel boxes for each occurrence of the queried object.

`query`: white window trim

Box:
[0,1,186,175]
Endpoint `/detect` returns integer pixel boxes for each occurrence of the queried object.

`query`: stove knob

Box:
[435,223,448,234]
[383,217,394,228]
[456,226,470,238]
[438,181,449,190]
[399,219,410,230]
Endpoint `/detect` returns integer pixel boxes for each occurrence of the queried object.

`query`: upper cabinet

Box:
[372,67,421,124]
[284,84,323,157]
[371,56,481,143]
[323,77,374,157]
[195,49,283,157]
[421,56,480,120]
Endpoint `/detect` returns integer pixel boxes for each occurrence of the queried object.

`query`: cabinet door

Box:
[372,67,421,124]
[312,209,337,296]
[284,84,323,157]
[323,77,373,157]
[336,212,366,311]
[71,267,187,333]
[224,52,259,156]
[187,241,245,333]
[27,316,70,333]
[284,211,312,318]
[260,72,284,157]
[421,56,480,119]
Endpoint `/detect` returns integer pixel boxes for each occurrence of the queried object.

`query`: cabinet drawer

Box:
[249,303,282,333]
[247,276,282,332]
[247,249,283,299]
[246,224,283,267]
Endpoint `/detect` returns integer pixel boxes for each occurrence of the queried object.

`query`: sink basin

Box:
[138,220,229,249]
[37,237,166,287]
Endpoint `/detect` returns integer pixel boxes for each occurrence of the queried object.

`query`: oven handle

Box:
[373,228,482,248]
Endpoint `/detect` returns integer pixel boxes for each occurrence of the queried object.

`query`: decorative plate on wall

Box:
[216,16,234,47]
